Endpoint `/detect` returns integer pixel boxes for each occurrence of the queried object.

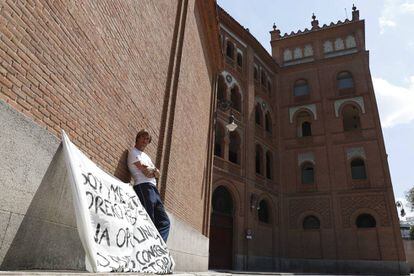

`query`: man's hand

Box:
[134,161,152,177]
[145,168,160,179]
[133,161,159,178]
[153,168,160,179]
[142,167,154,178]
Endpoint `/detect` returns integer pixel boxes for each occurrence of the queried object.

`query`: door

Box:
[209,186,233,269]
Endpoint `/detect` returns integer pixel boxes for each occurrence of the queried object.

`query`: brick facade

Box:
[0,0,220,236]
[211,5,406,273]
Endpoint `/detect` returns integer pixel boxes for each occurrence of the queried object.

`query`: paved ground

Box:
[0,271,363,276]
[0,271,378,276]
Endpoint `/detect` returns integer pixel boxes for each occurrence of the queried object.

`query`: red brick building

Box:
[210,5,406,274]
[0,1,406,274]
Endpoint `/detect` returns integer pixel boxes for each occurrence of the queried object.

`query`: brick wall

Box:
[0,0,215,233]
[162,1,214,231]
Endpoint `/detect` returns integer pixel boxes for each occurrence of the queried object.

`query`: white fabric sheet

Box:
[62,131,175,273]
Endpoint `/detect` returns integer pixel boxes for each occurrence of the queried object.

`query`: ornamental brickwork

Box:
[288,197,332,229]
[340,194,390,227]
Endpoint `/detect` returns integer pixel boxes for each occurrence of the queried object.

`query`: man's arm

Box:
[133,161,154,178]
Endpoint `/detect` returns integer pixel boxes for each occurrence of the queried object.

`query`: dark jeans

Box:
[133,183,170,242]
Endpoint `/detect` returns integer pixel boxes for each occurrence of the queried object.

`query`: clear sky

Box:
[218,0,414,218]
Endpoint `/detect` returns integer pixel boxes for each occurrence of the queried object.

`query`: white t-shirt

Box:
[127,147,157,186]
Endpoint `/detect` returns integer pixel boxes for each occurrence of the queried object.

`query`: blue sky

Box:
[218,0,414,218]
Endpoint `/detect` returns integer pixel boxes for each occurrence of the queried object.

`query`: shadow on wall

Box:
[0,144,85,271]
[1,146,133,270]
[114,149,131,184]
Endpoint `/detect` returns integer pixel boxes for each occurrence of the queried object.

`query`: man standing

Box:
[127,129,170,242]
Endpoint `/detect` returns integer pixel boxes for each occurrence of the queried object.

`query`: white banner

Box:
[61,131,175,273]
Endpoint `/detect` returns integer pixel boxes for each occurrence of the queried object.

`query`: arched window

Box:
[226,41,234,59]
[303,215,320,230]
[301,163,314,184]
[302,121,312,137]
[342,105,361,131]
[337,71,354,89]
[212,186,233,215]
[351,158,367,179]
[217,75,226,102]
[261,70,266,85]
[345,35,356,48]
[356,214,376,228]
[214,123,225,158]
[254,66,259,81]
[335,38,345,50]
[296,111,312,137]
[258,200,269,223]
[265,112,272,133]
[294,79,309,97]
[255,144,263,175]
[284,49,293,61]
[229,131,241,164]
[266,151,273,180]
[231,86,242,113]
[237,52,243,67]
[255,103,263,126]
[323,40,333,53]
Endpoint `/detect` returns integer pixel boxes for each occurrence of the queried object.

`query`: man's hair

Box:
[135,129,152,144]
